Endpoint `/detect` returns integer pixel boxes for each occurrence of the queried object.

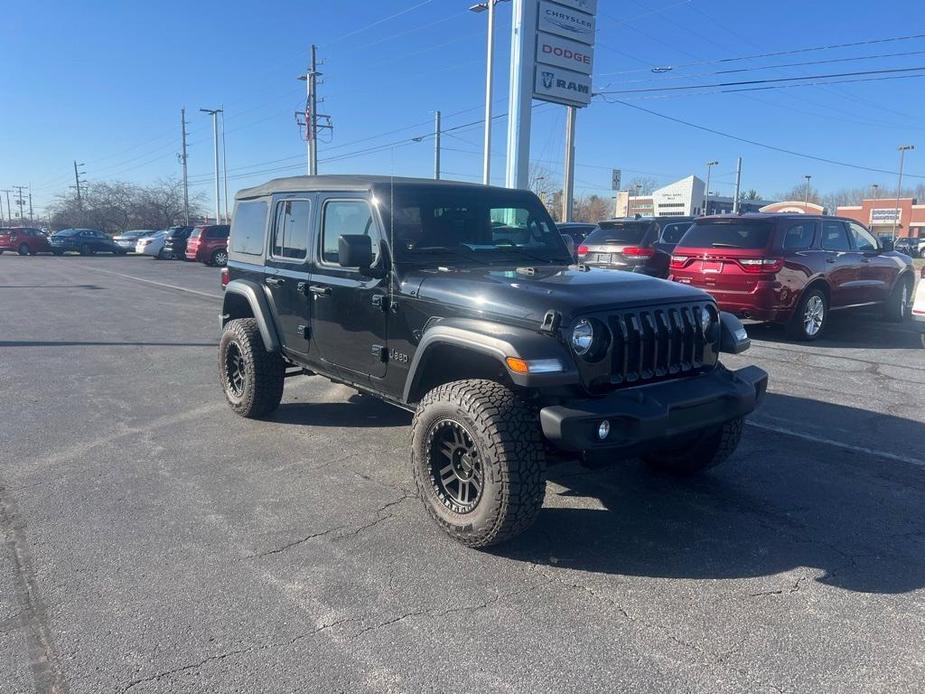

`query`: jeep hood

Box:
[405,265,711,324]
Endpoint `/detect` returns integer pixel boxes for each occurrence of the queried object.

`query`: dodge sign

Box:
[537,32,593,75]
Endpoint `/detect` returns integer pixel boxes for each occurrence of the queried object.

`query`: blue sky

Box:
[2,0,924,215]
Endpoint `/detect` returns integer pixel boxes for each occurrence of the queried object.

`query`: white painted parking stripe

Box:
[78,266,222,300]
[747,420,925,468]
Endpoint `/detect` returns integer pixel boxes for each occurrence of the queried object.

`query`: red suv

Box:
[669,214,915,340]
[0,227,52,256]
[185,224,230,266]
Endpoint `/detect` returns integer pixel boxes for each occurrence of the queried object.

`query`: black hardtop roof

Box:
[235,175,535,200]
[697,213,858,224]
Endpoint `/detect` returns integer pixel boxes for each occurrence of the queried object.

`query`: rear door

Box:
[309,194,388,380]
[846,221,892,303]
[820,220,861,306]
[265,196,314,359]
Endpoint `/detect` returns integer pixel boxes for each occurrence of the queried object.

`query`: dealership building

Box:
[836,197,925,238]
[615,175,776,217]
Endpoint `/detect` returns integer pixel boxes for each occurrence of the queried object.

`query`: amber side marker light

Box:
[505,357,565,374]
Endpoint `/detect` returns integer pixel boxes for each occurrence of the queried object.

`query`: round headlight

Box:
[701,306,714,335]
[571,319,595,355]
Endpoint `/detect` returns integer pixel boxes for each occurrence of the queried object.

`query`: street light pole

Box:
[803,175,812,210]
[893,145,915,241]
[704,161,718,215]
[200,108,223,224]
[471,0,508,185]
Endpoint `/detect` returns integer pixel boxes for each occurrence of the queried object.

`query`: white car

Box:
[136,230,168,258]
[912,265,925,347]
[114,229,157,251]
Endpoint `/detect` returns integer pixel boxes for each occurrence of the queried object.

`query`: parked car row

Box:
[0,224,230,267]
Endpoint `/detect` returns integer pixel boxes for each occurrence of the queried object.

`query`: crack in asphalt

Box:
[750,575,807,598]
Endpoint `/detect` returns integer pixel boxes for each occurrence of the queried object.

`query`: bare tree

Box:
[574,195,610,223]
[628,176,659,195]
[776,183,821,204]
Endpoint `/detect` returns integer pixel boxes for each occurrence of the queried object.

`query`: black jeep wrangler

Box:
[218,176,768,547]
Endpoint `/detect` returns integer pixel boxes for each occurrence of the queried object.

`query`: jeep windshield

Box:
[378,188,572,266]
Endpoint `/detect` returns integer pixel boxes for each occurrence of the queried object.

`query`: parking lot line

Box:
[748,419,924,468]
[76,266,222,300]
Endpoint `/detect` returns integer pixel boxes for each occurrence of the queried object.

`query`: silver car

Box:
[113,230,157,251]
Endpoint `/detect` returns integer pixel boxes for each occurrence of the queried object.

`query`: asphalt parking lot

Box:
[2,254,924,694]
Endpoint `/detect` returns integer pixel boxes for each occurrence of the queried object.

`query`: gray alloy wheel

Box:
[211,249,228,267]
[803,294,825,337]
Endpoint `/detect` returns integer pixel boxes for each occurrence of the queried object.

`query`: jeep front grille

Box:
[607,304,711,385]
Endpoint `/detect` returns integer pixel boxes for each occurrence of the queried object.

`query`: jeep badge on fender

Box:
[218,175,768,548]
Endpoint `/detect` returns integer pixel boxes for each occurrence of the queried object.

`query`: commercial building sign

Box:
[534,66,592,107]
[870,208,901,224]
[533,0,596,108]
[537,0,595,44]
[537,32,593,75]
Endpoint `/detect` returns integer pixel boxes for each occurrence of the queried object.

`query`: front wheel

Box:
[412,379,546,548]
[219,318,285,418]
[884,277,912,322]
[643,417,744,475]
[18,244,31,256]
[787,288,827,341]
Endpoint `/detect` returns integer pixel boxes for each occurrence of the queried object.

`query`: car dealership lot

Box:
[1,255,924,694]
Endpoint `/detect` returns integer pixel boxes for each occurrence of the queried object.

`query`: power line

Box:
[603,98,925,180]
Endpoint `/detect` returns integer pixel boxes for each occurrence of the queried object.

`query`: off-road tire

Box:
[786,288,827,341]
[643,417,744,475]
[411,379,546,548]
[884,275,912,322]
[219,318,285,418]
[210,249,228,267]
[17,244,30,256]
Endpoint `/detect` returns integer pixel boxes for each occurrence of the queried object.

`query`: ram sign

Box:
[534,66,592,107]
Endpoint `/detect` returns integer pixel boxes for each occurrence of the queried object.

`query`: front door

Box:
[846,221,892,303]
[309,195,388,380]
[264,196,313,359]
[820,220,862,307]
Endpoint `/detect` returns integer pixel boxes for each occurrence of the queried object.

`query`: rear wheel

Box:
[17,244,30,256]
[787,288,827,341]
[884,276,912,322]
[643,417,743,475]
[210,249,228,267]
[412,379,546,548]
[219,318,285,418]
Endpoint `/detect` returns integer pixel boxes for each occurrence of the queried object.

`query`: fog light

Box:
[597,420,611,441]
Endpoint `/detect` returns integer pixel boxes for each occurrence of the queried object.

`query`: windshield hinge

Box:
[540,310,561,334]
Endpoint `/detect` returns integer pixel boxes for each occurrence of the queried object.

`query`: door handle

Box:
[265,277,285,287]
[825,257,836,263]
[309,285,332,296]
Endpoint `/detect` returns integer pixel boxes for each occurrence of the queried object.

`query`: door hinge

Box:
[298,324,310,339]
[297,281,307,295]
[372,344,388,362]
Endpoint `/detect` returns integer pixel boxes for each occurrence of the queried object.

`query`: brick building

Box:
[836,197,925,238]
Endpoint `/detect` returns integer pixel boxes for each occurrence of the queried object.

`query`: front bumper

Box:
[539,365,768,453]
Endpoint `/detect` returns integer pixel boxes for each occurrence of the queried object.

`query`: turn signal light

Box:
[220,267,230,288]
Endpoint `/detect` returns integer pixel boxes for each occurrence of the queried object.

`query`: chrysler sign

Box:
[538,0,595,45]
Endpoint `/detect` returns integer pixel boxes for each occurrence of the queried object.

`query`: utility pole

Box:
[471,0,505,185]
[200,108,223,223]
[872,183,880,199]
[0,192,4,226]
[73,161,84,204]
[562,106,576,222]
[1,190,11,226]
[12,186,26,223]
[221,107,229,222]
[893,145,914,241]
[297,45,331,176]
[28,186,33,223]
[732,156,743,213]
[179,108,190,225]
[704,161,718,215]
[433,110,442,180]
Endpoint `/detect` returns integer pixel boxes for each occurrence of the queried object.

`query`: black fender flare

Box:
[402,318,579,403]
[222,280,281,352]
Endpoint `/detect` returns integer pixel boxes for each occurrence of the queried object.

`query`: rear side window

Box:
[659,221,693,244]
[679,221,772,249]
[781,222,816,251]
[271,200,311,260]
[584,222,652,245]
[847,222,878,251]
[230,200,269,255]
[190,228,203,239]
[209,226,230,239]
[821,221,851,251]
[321,199,376,265]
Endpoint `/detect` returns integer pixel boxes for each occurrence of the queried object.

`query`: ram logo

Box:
[542,71,554,89]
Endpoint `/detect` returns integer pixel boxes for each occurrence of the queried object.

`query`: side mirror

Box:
[338,234,373,270]
[880,238,894,252]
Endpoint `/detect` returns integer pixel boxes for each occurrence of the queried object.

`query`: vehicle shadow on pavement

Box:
[746,312,925,350]
[493,394,925,595]
[268,394,412,428]
[0,340,216,348]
